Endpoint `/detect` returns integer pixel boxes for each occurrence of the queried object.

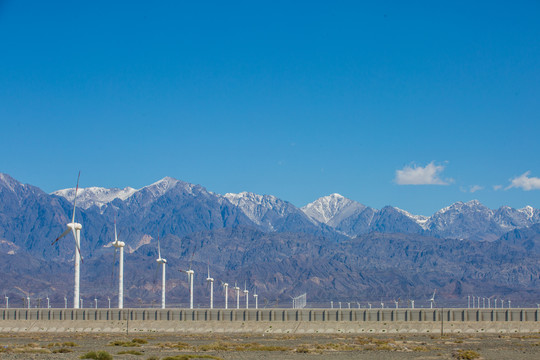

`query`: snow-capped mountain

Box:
[301,193,367,226]
[302,194,540,240]
[224,191,327,234]
[53,186,137,210]
[425,200,540,241]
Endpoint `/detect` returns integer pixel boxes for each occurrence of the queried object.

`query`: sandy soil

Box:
[0,332,539,359]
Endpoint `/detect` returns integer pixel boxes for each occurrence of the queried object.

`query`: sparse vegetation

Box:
[162,356,223,360]
[52,347,74,353]
[453,349,481,359]
[196,341,289,352]
[109,339,141,347]
[63,341,79,347]
[132,338,148,344]
[118,349,144,355]
[80,350,114,360]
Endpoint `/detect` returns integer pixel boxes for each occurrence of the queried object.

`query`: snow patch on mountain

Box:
[143,176,184,198]
[53,186,137,209]
[518,205,535,219]
[224,191,300,229]
[394,207,429,229]
[301,193,366,226]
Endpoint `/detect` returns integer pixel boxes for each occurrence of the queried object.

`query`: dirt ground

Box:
[0,332,539,359]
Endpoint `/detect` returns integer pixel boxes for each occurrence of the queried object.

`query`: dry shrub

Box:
[453,349,481,359]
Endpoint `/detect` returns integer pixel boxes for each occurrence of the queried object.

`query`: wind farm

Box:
[1,1,540,358]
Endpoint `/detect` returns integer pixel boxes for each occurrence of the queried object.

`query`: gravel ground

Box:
[0,332,539,359]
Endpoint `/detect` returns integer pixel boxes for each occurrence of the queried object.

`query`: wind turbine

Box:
[4,295,8,309]
[243,282,249,309]
[429,290,436,309]
[234,282,240,309]
[222,282,229,309]
[112,219,125,309]
[410,299,415,309]
[179,266,194,309]
[155,234,167,309]
[206,265,214,309]
[51,171,84,309]
[253,289,258,309]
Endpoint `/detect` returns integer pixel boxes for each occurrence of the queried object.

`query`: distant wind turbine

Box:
[155,234,167,309]
[206,265,214,309]
[222,282,229,309]
[243,282,249,309]
[234,282,240,309]
[51,171,84,309]
[429,290,436,309]
[112,218,125,309]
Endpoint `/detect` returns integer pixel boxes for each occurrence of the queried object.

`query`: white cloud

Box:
[493,185,503,191]
[469,185,483,193]
[506,171,540,191]
[395,162,452,185]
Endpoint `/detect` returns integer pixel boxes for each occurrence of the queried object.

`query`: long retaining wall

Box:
[1,308,539,334]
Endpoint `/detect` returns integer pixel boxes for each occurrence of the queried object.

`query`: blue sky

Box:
[1,1,539,215]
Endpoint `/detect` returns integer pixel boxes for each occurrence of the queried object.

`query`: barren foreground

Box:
[0,332,539,359]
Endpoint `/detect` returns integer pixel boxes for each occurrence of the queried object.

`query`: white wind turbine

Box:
[234,282,240,309]
[180,264,194,309]
[112,219,125,309]
[206,265,214,309]
[243,282,249,309]
[51,172,84,309]
[155,235,167,309]
[253,289,258,309]
[429,290,436,309]
[222,282,229,309]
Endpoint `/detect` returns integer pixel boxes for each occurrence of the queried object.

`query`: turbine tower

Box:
[4,295,8,309]
[223,282,229,309]
[112,219,125,309]
[234,282,240,309]
[156,235,167,309]
[206,265,214,309]
[253,289,258,309]
[51,171,83,309]
[243,282,249,309]
[186,268,194,309]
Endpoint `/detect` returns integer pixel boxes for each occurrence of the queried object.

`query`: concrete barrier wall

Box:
[1,308,538,323]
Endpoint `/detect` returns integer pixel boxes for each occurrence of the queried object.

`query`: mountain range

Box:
[1,172,539,307]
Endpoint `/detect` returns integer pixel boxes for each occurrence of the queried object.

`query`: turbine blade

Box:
[72,228,84,263]
[114,219,118,243]
[152,262,159,285]
[71,171,81,223]
[111,247,118,285]
[157,234,161,259]
[52,227,70,245]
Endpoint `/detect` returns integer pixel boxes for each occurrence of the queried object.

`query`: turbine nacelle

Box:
[157,258,167,264]
[67,222,82,231]
[113,241,125,248]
